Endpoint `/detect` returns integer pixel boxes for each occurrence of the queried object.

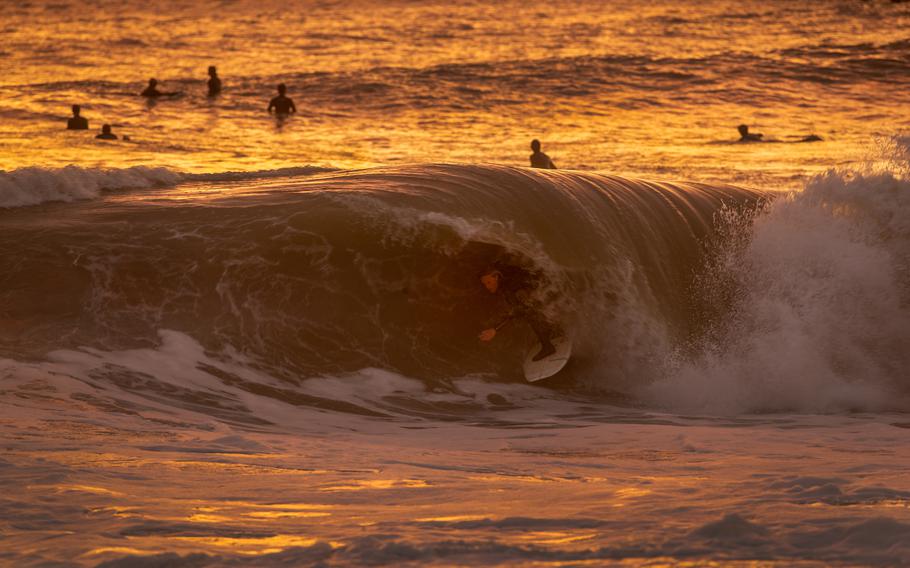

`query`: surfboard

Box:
[523,336,572,382]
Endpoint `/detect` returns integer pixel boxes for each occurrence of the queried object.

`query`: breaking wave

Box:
[1,161,907,414]
[0,165,335,208]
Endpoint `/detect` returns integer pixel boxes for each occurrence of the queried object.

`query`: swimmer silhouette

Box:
[529,139,556,169]
[737,124,763,142]
[798,134,823,142]
[207,66,222,97]
[268,83,296,116]
[95,124,117,140]
[66,104,88,130]
[141,78,178,98]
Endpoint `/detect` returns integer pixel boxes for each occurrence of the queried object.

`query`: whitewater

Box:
[2,0,910,566]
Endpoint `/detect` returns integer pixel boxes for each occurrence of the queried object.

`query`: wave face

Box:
[4,163,908,414]
[0,164,763,387]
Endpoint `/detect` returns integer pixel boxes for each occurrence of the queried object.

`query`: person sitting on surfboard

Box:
[478,266,557,361]
[529,139,557,169]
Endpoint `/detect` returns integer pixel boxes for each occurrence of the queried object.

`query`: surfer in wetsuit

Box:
[207,65,222,97]
[141,78,178,98]
[529,139,557,169]
[67,104,88,130]
[268,83,296,116]
[95,124,117,140]
[737,124,763,142]
[478,266,557,361]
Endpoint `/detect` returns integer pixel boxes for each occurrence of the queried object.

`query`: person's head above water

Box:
[277,83,287,95]
[480,269,503,293]
[531,139,541,152]
[71,104,81,116]
[737,124,749,137]
[148,78,158,87]
[208,66,217,77]
[101,124,112,134]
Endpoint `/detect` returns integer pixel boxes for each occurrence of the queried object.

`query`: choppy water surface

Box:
[2,1,910,566]
[1,0,909,185]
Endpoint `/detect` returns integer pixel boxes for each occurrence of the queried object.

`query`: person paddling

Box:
[140,78,179,98]
[737,124,763,142]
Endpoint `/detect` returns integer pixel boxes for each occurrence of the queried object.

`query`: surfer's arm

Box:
[478,314,515,341]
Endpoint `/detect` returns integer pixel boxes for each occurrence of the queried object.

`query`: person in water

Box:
[529,139,557,169]
[207,65,222,97]
[66,104,88,130]
[478,266,557,361]
[268,83,297,115]
[95,124,117,140]
[737,124,763,142]
[141,78,178,98]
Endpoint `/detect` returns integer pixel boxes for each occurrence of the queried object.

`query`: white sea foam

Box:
[0,165,182,208]
[646,169,910,413]
[0,165,336,208]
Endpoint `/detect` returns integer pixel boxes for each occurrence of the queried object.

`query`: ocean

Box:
[1,1,909,566]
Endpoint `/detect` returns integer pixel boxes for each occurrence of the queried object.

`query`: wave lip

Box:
[0,165,338,208]
[0,165,182,208]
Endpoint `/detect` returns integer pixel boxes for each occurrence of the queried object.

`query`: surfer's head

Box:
[71,104,81,116]
[277,83,287,95]
[480,269,502,293]
[148,78,157,87]
[208,65,217,77]
[737,124,749,137]
[530,139,541,152]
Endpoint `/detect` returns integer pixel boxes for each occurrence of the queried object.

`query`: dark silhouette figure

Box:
[737,124,763,142]
[67,104,88,130]
[529,139,556,169]
[95,124,117,140]
[478,265,557,361]
[207,66,222,97]
[141,78,178,98]
[798,134,823,142]
[268,84,296,115]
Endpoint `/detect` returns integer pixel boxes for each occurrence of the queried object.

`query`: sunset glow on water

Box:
[1,1,910,567]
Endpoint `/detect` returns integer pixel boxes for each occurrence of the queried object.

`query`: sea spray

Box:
[646,169,910,413]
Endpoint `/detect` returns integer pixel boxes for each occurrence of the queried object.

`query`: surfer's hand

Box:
[478,328,496,341]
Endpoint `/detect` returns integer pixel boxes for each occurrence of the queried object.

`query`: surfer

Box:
[66,104,88,130]
[268,83,297,116]
[141,78,178,98]
[737,124,763,142]
[478,266,557,361]
[529,139,557,169]
[95,124,117,140]
[207,65,222,97]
